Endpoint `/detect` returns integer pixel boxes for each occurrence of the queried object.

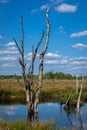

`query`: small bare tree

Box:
[77,76,84,110]
[13,8,51,114]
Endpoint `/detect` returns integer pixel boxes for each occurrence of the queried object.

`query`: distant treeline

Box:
[0,75,22,79]
[0,72,86,80]
[43,72,76,80]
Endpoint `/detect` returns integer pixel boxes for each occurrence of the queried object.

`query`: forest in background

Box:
[0,71,86,80]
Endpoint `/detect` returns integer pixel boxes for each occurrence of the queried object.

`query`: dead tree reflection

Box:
[76,109,84,130]
[27,110,39,123]
[64,106,84,130]
[64,106,77,129]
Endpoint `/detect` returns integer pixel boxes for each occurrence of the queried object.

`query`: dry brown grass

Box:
[0,78,87,91]
[0,78,24,90]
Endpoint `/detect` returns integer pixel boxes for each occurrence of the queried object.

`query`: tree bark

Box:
[77,76,84,110]
[34,8,51,113]
[76,76,79,94]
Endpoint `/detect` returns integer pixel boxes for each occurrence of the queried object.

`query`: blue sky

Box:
[0,0,87,76]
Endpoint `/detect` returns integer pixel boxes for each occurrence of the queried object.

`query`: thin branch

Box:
[20,16,24,54]
[13,38,22,54]
[43,7,51,55]
[35,31,45,54]
[64,91,73,107]
[29,31,45,80]
[31,31,45,74]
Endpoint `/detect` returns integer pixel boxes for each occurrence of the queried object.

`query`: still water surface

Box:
[0,102,87,129]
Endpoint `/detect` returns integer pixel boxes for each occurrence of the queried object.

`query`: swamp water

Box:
[0,102,87,130]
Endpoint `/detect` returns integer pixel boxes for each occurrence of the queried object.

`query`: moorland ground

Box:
[0,77,87,103]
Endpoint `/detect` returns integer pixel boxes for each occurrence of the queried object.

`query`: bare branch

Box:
[29,31,45,79]
[43,7,51,55]
[64,91,73,107]
[35,31,45,54]
[20,16,24,54]
[13,38,22,54]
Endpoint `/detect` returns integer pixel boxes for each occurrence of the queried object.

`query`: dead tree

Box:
[13,8,50,114]
[76,76,79,94]
[64,90,73,107]
[77,76,84,110]
[76,109,84,130]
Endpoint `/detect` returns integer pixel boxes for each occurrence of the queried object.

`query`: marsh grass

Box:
[0,89,25,97]
[0,118,69,130]
[0,78,87,103]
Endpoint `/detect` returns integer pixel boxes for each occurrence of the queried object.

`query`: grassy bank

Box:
[0,78,87,104]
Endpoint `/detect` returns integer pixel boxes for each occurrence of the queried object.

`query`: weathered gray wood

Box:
[77,76,84,110]
[64,91,73,107]
[76,76,79,94]
[34,8,51,113]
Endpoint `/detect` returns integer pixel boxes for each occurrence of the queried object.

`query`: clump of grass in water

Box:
[49,118,68,130]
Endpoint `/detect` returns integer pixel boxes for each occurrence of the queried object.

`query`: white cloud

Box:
[72,43,87,49]
[55,3,77,13]
[50,0,63,4]
[0,56,17,61]
[31,8,39,14]
[0,0,9,3]
[25,52,62,61]
[31,4,49,14]
[0,50,18,54]
[71,66,87,70]
[2,63,15,67]
[60,60,68,64]
[45,53,61,58]
[70,31,87,38]
[71,61,86,65]
[40,4,48,10]
[0,42,18,54]
[0,35,3,39]
[44,60,58,64]
[4,106,17,116]
[25,52,32,57]
[6,42,16,46]
[7,46,17,50]
[75,57,87,61]
[25,52,34,61]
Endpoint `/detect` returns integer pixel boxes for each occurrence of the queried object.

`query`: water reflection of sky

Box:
[0,103,87,129]
[0,105,28,121]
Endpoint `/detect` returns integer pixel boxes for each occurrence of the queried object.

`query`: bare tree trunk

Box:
[64,91,73,107]
[76,76,79,94]
[64,108,77,129]
[34,53,44,113]
[29,32,45,111]
[77,76,84,110]
[77,109,84,130]
[34,8,51,113]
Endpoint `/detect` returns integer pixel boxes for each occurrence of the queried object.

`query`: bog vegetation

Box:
[0,72,87,105]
